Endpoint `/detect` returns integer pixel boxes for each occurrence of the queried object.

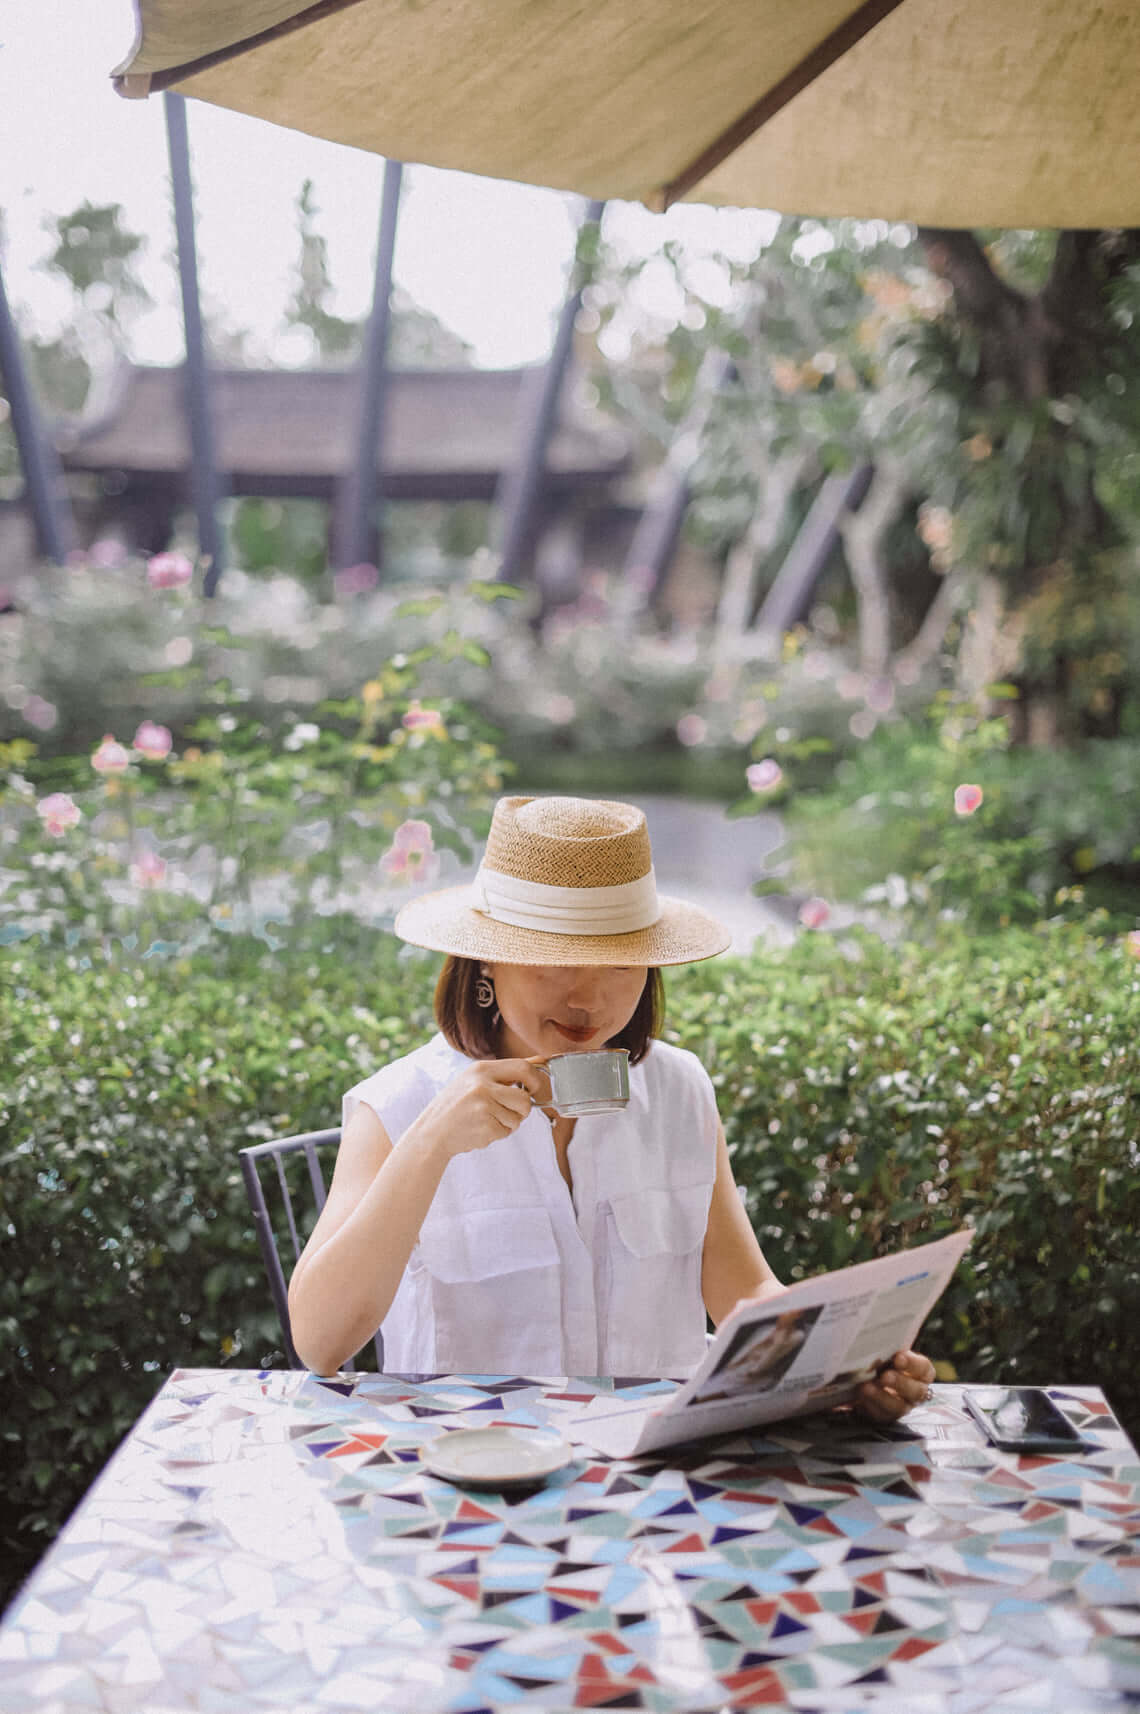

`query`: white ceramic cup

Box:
[543,1048,631,1117]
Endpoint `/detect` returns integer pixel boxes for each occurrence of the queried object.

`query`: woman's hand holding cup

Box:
[415,1057,552,1159]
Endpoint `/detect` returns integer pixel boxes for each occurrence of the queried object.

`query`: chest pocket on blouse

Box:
[602,1185,711,1376]
[415,1208,562,1375]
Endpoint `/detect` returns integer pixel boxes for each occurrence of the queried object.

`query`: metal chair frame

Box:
[239,1127,384,1373]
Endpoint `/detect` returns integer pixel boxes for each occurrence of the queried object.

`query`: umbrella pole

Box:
[334,157,403,575]
[164,92,224,595]
[492,200,606,587]
[0,255,77,565]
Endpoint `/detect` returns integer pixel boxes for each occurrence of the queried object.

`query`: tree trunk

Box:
[893,570,967,685]
[714,450,810,658]
[836,462,908,677]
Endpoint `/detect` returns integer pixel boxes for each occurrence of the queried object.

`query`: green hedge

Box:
[2,919,1138,1608]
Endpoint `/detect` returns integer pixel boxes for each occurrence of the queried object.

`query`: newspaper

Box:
[571,1229,973,1459]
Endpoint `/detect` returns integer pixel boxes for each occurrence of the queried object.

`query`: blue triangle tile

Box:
[549,1597,587,1623]
[771,1612,809,1638]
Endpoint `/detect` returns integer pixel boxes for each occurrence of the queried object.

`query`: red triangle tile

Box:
[586,1633,628,1656]
[784,1590,821,1614]
[722,1666,788,1703]
[893,1636,940,1662]
[457,1498,500,1522]
[433,1577,480,1600]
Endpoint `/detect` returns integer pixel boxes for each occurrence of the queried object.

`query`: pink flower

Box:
[92,734,131,775]
[402,701,445,732]
[334,562,380,597]
[36,792,82,837]
[676,714,707,747]
[22,694,58,732]
[954,783,984,817]
[129,850,167,889]
[133,720,173,761]
[747,759,783,793]
[146,551,194,590]
[798,896,831,930]
[380,819,440,885]
[90,537,128,569]
[1125,930,1140,960]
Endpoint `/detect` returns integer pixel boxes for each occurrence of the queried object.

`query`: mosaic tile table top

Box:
[2,1370,1138,1714]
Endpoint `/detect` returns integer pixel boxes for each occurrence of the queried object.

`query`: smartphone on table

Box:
[962,1386,1089,1454]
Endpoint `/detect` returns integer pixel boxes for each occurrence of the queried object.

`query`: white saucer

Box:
[421,1425,574,1486]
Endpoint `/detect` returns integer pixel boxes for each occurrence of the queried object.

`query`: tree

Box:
[0,201,150,507]
[908,227,1140,740]
[586,217,1140,741]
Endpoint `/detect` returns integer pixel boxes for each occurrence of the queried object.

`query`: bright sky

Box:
[1,2,779,370]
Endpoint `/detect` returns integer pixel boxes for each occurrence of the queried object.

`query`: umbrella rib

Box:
[114,0,371,98]
[652,0,909,211]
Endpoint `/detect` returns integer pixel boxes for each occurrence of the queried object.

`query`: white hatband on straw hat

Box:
[394,795,731,967]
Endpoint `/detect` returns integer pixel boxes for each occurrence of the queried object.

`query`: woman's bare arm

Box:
[287,1103,450,1375]
[701,1119,785,1325]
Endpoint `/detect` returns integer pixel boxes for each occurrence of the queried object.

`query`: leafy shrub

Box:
[3,917,1137,1609]
[668,923,1140,1418]
[775,703,1140,928]
[0,555,518,762]
[1,610,508,954]
[0,927,434,1603]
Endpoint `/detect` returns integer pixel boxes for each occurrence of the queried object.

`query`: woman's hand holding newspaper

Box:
[855,1350,937,1421]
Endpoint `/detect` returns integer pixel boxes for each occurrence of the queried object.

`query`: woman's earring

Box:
[475,968,496,1010]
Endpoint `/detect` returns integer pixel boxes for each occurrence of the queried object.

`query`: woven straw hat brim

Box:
[393,884,731,967]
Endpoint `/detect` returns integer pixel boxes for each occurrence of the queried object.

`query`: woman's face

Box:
[489,963,649,1061]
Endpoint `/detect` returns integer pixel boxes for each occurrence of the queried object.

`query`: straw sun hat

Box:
[394,795,731,968]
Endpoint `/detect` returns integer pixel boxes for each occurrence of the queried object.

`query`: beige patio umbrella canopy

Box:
[115,0,1140,227]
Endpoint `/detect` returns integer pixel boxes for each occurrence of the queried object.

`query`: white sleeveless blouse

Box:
[342,1033,719,1377]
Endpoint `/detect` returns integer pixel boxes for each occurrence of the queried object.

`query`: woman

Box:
[288,795,934,1419]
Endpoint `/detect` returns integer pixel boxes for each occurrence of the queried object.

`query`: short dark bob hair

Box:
[435,956,664,1064]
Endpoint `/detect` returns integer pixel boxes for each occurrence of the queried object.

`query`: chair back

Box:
[238,1128,384,1372]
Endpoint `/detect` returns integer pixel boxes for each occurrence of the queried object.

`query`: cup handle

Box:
[525,1059,553,1109]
